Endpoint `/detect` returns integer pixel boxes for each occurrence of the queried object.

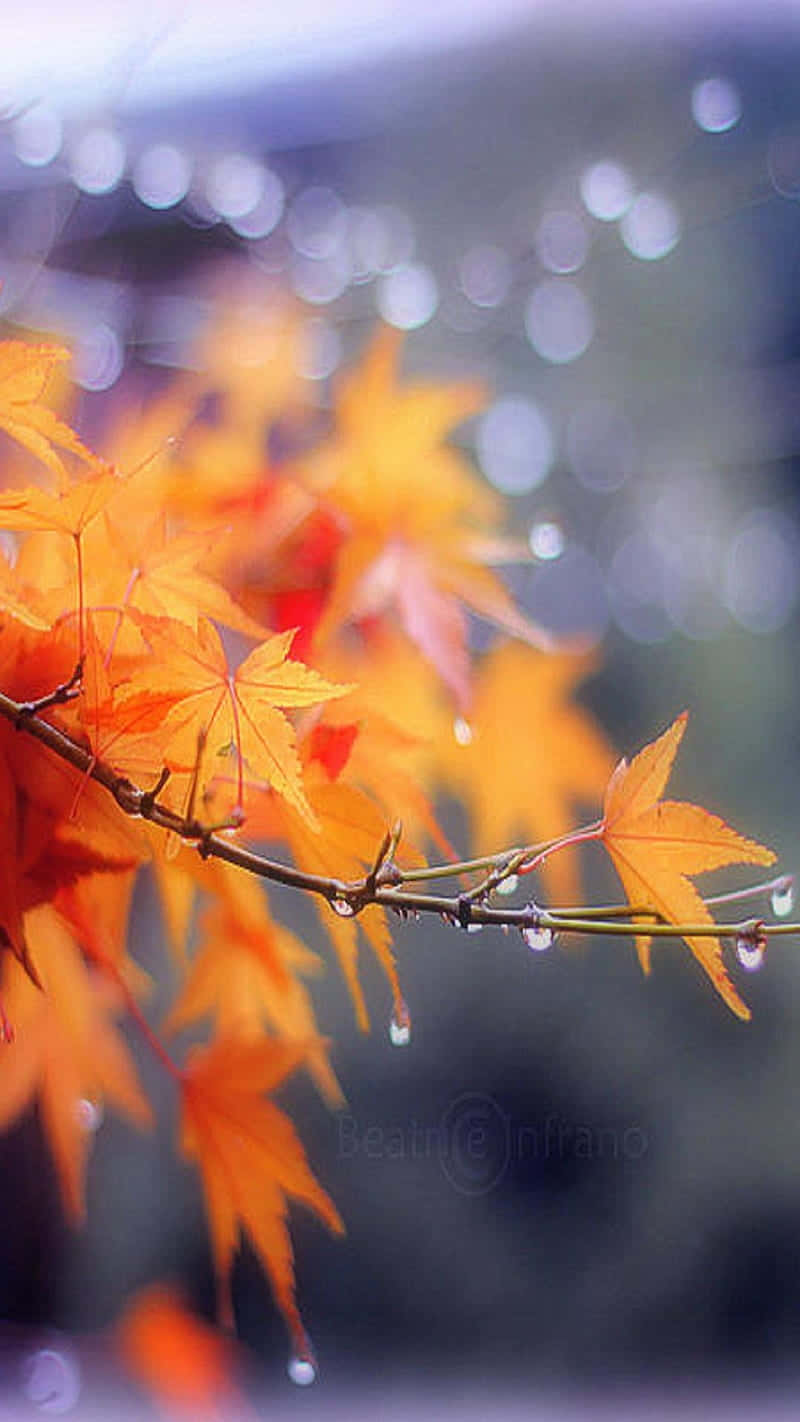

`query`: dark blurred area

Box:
[3,2,800,1417]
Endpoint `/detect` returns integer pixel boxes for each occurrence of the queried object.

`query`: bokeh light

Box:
[524,279,594,362]
[579,160,634,221]
[376,262,439,329]
[619,191,680,260]
[69,126,126,195]
[132,142,192,209]
[476,396,554,493]
[12,103,62,167]
[691,75,742,133]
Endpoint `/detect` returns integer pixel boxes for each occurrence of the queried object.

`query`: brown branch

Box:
[2,685,798,948]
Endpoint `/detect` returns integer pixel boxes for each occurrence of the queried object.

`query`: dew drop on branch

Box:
[522,924,555,952]
[736,935,766,972]
[770,879,794,918]
[331,897,355,918]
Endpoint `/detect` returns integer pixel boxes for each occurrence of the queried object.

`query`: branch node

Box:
[139,765,171,816]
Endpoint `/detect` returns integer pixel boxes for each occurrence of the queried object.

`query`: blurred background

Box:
[2,0,800,1416]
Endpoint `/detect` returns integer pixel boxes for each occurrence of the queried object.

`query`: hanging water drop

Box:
[331,896,355,918]
[389,999,411,1046]
[288,1353,317,1386]
[770,878,794,918]
[522,924,555,952]
[736,935,766,972]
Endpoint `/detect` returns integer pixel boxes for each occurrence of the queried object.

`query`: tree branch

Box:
[3,686,797,949]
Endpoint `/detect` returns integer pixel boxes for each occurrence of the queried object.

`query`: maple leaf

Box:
[440,644,616,904]
[164,865,343,1106]
[180,1037,344,1351]
[0,463,120,538]
[240,758,406,1030]
[0,904,151,1220]
[110,615,353,823]
[601,712,776,1019]
[0,340,105,481]
[302,326,550,703]
[88,513,270,645]
[117,1285,258,1422]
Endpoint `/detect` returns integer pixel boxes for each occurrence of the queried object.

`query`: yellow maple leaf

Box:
[0,904,151,1220]
[0,341,105,481]
[601,712,776,1019]
[304,326,550,702]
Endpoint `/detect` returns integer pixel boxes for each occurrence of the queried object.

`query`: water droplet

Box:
[75,1098,103,1133]
[389,1000,411,1046]
[529,521,564,561]
[736,935,766,972]
[522,924,555,952]
[771,879,794,918]
[288,1353,317,1386]
[497,873,519,897]
[453,716,473,746]
[331,897,355,918]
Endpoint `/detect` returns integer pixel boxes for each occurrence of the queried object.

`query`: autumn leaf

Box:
[0,340,106,481]
[0,904,151,1220]
[601,712,776,1019]
[164,865,343,1106]
[0,463,120,538]
[117,1285,258,1422]
[109,615,353,823]
[180,1037,344,1352]
[90,513,270,644]
[440,644,616,904]
[239,756,406,1031]
[302,325,550,703]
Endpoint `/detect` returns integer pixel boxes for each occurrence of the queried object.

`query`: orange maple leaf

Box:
[601,712,776,1019]
[89,513,270,645]
[164,865,343,1106]
[179,1037,344,1353]
[440,644,616,904]
[0,904,151,1220]
[117,1285,258,1422]
[109,615,353,823]
[0,340,105,480]
[303,326,550,703]
[0,463,120,539]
